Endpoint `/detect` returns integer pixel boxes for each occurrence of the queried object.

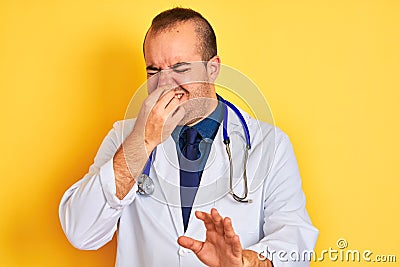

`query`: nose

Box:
[157,69,176,87]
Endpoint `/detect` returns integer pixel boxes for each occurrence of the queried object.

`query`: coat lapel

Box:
[185,106,245,238]
[152,136,184,236]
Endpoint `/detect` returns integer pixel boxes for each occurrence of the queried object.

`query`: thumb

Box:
[177,236,204,254]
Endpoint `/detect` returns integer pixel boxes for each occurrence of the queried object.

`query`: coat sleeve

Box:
[245,130,319,266]
[58,120,138,250]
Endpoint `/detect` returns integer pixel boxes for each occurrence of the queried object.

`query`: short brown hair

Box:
[144,7,217,61]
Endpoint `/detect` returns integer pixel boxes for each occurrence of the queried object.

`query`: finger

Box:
[161,107,185,139]
[164,94,182,114]
[143,86,176,114]
[195,211,216,232]
[168,106,185,125]
[231,234,243,258]
[223,217,236,238]
[177,236,204,254]
[156,89,180,110]
[147,84,176,104]
[210,208,224,235]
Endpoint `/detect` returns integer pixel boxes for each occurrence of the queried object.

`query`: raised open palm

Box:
[178,208,244,267]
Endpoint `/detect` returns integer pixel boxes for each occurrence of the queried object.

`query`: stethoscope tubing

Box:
[221,98,251,149]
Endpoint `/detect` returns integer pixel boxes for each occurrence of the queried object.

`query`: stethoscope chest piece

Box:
[137,173,155,195]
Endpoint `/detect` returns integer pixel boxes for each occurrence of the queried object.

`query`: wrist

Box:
[144,139,156,156]
[242,250,253,267]
[130,127,156,156]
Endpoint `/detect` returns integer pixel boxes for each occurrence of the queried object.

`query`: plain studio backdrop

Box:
[0,1,399,266]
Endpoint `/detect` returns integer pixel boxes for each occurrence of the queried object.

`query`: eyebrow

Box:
[170,62,191,69]
[146,62,191,71]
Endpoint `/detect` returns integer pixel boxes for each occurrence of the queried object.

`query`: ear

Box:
[206,56,221,83]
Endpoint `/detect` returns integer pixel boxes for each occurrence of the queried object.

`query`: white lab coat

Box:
[59,107,318,267]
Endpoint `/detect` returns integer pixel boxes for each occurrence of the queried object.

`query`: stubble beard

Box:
[178,83,217,126]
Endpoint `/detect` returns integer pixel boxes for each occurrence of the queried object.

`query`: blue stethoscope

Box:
[137,98,252,203]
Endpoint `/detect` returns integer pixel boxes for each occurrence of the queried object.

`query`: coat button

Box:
[179,248,191,256]
[178,248,185,256]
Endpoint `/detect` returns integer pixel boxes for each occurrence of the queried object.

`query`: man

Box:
[59,7,318,267]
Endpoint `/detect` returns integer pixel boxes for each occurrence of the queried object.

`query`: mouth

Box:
[175,93,184,99]
[173,88,189,101]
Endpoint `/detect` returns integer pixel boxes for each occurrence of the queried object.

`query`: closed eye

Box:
[147,70,159,76]
[172,67,190,73]
[146,62,191,76]
[146,66,160,76]
[171,62,191,74]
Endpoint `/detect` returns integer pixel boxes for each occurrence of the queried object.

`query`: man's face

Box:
[143,21,217,124]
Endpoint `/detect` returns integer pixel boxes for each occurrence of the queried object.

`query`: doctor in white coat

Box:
[59,7,318,267]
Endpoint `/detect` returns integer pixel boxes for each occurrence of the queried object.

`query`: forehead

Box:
[144,21,202,67]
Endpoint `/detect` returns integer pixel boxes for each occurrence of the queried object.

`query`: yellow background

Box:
[1,0,399,266]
